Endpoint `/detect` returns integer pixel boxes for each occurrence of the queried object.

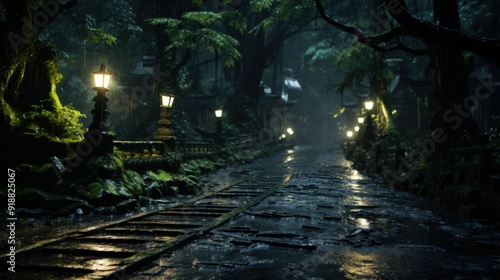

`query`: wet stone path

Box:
[131,146,500,279]
[2,146,500,279]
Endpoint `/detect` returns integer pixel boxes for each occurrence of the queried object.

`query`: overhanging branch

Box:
[314,0,500,66]
[384,0,500,66]
[314,0,426,55]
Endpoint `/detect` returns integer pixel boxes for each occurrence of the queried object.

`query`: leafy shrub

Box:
[21,101,86,141]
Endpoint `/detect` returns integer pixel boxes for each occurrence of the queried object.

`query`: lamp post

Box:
[89,64,111,132]
[214,109,224,144]
[88,64,114,155]
[154,92,176,152]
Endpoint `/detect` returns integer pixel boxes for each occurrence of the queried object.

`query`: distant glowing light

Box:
[281,134,286,139]
[357,117,365,124]
[346,131,354,138]
[287,127,294,135]
[364,101,374,110]
[354,126,360,132]
[392,109,397,115]
[349,170,363,180]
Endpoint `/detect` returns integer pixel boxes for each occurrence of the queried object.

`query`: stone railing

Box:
[177,140,215,161]
[113,133,279,163]
[113,140,165,159]
[113,139,217,161]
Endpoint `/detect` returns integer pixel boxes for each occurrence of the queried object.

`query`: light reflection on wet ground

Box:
[3,146,499,279]
[132,146,500,279]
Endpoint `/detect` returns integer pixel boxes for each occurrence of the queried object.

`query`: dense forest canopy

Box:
[0,0,498,147]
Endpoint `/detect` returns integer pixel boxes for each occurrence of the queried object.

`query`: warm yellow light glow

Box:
[356,218,370,229]
[357,117,365,124]
[215,109,223,118]
[346,131,354,138]
[364,101,374,110]
[287,127,294,135]
[354,126,360,132]
[340,251,380,279]
[92,64,111,89]
[281,133,286,139]
[160,93,175,108]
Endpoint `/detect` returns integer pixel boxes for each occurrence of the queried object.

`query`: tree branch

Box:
[314,0,500,67]
[314,0,425,55]
[383,0,500,66]
[314,0,369,44]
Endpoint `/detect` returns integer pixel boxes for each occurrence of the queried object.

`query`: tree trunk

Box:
[432,0,480,148]
[230,12,268,129]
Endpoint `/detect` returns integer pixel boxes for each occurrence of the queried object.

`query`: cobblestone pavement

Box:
[2,146,499,279]
[132,146,500,279]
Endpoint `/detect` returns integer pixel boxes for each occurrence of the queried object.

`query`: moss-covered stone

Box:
[164,152,182,170]
[12,133,81,166]
[16,163,59,190]
[122,170,146,196]
[143,170,174,183]
[17,188,90,214]
[174,174,200,195]
[115,199,139,214]
[124,156,170,172]
[139,196,155,207]
[180,162,201,175]
[94,205,117,215]
[147,182,163,199]
[164,186,180,197]
[80,180,125,206]
[85,154,124,178]
[195,159,216,173]
[117,183,134,198]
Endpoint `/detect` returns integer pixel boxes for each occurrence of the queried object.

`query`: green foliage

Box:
[42,0,141,57]
[302,39,339,72]
[148,11,241,67]
[220,10,247,33]
[459,0,499,38]
[143,170,174,183]
[250,0,273,12]
[85,28,117,45]
[334,40,395,94]
[182,11,221,25]
[45,60,63,85]
[21,101,86,141]
[190,0,204,8]
[250,0,314,33]
[148,18,182,28]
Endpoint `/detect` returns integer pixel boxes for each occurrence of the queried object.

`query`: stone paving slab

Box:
[131,146,500,279]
